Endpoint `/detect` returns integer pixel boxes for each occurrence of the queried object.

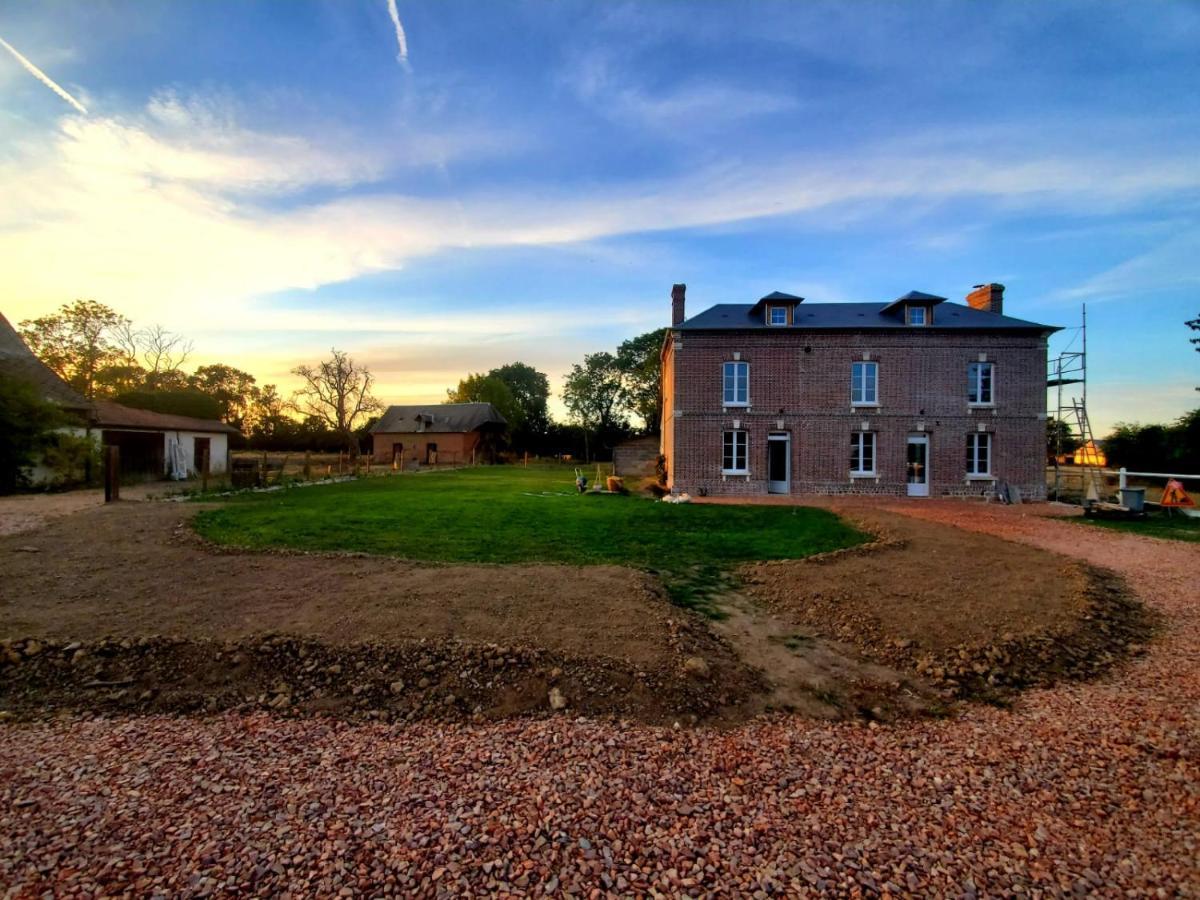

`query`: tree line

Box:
[14,299,669,461]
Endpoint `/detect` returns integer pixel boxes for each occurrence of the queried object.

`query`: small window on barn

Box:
[768,306,787,326]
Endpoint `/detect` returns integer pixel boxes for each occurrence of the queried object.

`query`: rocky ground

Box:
[1,500,1196,895]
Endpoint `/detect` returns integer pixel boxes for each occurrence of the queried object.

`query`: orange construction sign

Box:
[1161,479,1196,507]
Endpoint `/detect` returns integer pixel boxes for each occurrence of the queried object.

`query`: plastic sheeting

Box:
[166,437,188,480]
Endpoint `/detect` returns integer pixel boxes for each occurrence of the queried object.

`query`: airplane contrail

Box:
[0,35,88,114]
[385,0,411,71]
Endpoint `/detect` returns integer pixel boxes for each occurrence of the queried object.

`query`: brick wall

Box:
[665,328,1048,498]
[371,431,480,466]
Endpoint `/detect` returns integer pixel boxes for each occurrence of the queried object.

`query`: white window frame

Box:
[768,306,788,326]
[722,430,748,474]
[851,432,876,476]
[723,361,749,407]
[851,361,878,406]
[906,306,928,326]
[968,362,994,406]
[966,432,992,477]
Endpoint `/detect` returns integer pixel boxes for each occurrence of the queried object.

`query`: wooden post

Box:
[303,451,312,481]
[104,445,120,503]
[524,451,528,468]
[201,446,210,493]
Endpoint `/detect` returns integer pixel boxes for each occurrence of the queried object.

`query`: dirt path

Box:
[1,501,1196,894]
[709,590,942,719]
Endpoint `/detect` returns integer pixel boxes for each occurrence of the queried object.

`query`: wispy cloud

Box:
[3,96,1198,333]
[1053,231,1200,304]
[385,0,411,71]
[0,35,88,114]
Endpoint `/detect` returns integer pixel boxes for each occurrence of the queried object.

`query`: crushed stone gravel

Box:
[1,501,1197,896]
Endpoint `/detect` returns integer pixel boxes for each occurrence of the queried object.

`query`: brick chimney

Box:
[671,283,686,325]
[966,283,1004,315]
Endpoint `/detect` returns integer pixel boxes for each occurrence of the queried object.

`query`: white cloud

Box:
[2,92,1198,340]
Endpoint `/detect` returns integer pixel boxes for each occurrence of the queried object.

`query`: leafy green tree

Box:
[447,372,522,430]
[19,300,129,399]
[616,328,667,433]
[189,364,258,429]
[114,388,224,421]
[561,351,630,460]
[0,373,64,493]
[488,362,550,437]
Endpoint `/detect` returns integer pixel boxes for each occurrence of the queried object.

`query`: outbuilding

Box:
[92,400,238,478]
[370,402,507,468]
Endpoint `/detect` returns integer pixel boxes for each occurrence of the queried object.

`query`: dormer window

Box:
[906,306,928,326]
[768,306,788,326]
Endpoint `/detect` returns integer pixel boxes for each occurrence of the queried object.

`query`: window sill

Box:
[966,474,995,481]
[967,403,996,410]
[721,469,748,476]
[723,403,750,409]
[850,403,880,409]
[850,472,877,479]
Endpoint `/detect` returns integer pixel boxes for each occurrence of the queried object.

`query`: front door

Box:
[767,433,790,494]
[906,435,929,497]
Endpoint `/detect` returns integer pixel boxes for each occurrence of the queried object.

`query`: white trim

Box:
[767,306,788,326]
[723,360,750,407]
[850,431,876,476]
[850,360,878,406]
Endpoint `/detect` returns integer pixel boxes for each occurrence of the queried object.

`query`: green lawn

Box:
[193,465,867,615]
[1073,510,1200,543]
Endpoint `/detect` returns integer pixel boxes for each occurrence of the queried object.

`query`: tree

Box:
[447,373,522,430]
[1046,416,1079,461]
[0,373,64,493]
[249,384,289,439]
[488,362,550,437]
[290,349,382,452]
[616,328,667,433]
[19,299,129,399]
[561,351,630,460]
[189,364,258,429]
[115,388,224,421]
[116,322,193,390]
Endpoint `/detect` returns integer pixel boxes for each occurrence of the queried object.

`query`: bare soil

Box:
[740,504,1156,698]
[0,503,759,724]
[0,495,1153,724]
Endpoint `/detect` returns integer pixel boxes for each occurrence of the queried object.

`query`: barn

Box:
[370,402,507,468]
[2,311,237,483]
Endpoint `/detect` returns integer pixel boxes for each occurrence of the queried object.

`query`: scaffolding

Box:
[1048,304,1104,502]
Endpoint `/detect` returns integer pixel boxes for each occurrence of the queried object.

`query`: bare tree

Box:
[111,321,194,390]
[290,349,382,452]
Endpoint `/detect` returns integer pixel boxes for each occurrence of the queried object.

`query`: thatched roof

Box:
[0,312,90,410]
[371,402,507,434]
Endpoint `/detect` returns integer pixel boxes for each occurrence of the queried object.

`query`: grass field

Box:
[193,465,867,614]
[1073,510,1200,543]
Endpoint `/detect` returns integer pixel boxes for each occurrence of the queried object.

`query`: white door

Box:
[767,433,790,494]
[906,435,929,497]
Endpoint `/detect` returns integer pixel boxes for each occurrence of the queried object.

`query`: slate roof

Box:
[371,402,507,434]
[0,312,91,410]
[93,400,240,435]
[677,300,1058,333]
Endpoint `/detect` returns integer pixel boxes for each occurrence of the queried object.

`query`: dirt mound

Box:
[0,630,765,726]
[742,509,1159,701]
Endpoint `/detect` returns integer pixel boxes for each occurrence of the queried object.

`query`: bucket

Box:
[1119,487,1145,513]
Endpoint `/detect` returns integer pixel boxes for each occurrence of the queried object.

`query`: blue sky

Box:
[1,1,1197,431]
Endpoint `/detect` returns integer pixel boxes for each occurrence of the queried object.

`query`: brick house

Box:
[659,283,1059,499]
[370,402,507,468]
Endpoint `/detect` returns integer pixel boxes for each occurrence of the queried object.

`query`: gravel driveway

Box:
[1,502,1196,896]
